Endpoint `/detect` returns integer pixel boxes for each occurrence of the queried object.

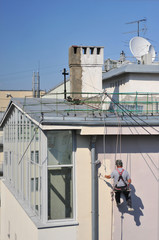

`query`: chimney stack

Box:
[69,46,104,99]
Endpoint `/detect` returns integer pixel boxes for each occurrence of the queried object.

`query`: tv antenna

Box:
[124,18,147,36]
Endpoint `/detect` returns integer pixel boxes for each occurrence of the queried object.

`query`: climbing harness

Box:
[114,168,130,192]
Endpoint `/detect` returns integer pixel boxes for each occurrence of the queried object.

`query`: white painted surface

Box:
[1,127,159,240]
[1,181,38,240]
[76,135,92,240]
[0,181,78,240]
[97,135,159,240]
[42,81,70,99]
[104,71,159,94]
[81,66,102,95]
[0,133,112,240]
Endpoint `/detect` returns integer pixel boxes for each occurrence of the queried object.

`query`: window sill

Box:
[36,219,79,229]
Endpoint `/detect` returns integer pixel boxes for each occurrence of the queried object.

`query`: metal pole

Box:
[37,71,40,98]
[32,72,35,97]
[137,21,139,36]
[62,68,69,100]
[91,136,98,240]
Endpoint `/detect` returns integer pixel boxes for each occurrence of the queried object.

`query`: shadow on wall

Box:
[118,184,144,226]
[104,180,144,226]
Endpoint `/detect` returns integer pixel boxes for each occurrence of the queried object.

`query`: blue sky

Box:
[0,0,159,91]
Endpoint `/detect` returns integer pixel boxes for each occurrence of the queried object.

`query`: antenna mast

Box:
[32,71,40,98]
[125,18,147,36]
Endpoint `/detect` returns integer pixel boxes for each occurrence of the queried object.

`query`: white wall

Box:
[1,181,38,240]
[126,73,159,93]
[1,181,78,240]
[103,72,159,94]
[82,67,102,96]
[0,132,113,240]
[38,226,77,240]
[76,134,92,240]
[2,129,158,240]
[96,135,159,240]
[42,81,70,99]
[75,133,112,240]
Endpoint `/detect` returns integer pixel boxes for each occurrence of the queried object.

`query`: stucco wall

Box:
[96,135,159,240]
[38,226,77,240]
[76,134,92,240]
[42,81,70,99]
[1,181,38,240]
[0,133,111,240]
[81,67,102,96]
[2,131,158,240]
[127,73,159,93]
[1,180,78,240]
[103,72,159,94]
[75,134,112,240]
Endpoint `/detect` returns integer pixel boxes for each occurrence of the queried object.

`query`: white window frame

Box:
[41,130,76,226]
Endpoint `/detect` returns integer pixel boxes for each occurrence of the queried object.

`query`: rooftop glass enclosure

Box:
[3,108,42,217]
[3,107,75,223]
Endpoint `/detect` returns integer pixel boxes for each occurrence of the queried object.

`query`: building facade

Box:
[1,97,159,240]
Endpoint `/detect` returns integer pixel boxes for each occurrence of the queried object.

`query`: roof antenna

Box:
[124,18,147,36]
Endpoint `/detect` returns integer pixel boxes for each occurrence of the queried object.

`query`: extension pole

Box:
[91,136,98,240]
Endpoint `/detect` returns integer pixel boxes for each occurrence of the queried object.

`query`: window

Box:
[4,152,8,178]
[47,131,74,220]
[31,151,39,163]
[31,151,34,162]
[27,120,30,141]
[31,177,39,191]
[23,116,26,141]
[35,151,39,163]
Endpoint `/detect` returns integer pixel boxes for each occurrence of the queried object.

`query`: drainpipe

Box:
[91,136,99,240]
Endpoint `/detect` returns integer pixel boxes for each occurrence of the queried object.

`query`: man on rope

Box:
[105,159,134,211]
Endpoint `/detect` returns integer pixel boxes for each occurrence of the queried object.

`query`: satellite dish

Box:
[129,36,156,62]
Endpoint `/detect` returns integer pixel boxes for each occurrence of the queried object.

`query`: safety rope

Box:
[111,190,114,240]
[99,91,123,240]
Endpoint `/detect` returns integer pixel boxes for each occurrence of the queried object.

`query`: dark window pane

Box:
[48,167,73,220]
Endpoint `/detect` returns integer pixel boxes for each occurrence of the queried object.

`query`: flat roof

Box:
[102,63,159,80]
[1,98,159,132]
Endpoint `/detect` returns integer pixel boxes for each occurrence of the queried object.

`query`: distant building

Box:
[0,90,33,114]
[102,63,159,94]
[0,90,45,120]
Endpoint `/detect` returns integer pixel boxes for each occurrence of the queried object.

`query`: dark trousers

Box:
[115,189,132,207]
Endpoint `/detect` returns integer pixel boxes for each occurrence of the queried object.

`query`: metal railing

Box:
[41,91,159,115]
